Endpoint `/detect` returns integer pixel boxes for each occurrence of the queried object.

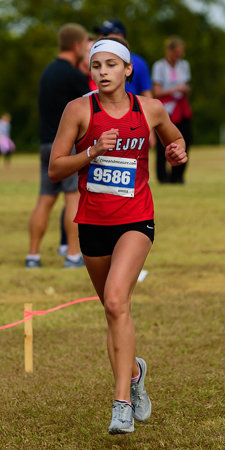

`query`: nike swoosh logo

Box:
[146,225,154,229]
[94,43,104,48]
[131,126,141,130]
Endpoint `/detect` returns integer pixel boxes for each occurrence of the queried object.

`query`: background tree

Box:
[0,0,225,150]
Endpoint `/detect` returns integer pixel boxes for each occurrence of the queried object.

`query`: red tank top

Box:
[74,92,154,225]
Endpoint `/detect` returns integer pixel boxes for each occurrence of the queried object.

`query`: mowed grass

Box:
[0,148,224,450]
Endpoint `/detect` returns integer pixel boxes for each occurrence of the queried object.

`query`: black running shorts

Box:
[78,220,155,257]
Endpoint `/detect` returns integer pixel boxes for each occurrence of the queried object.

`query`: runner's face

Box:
[90,52,131,92]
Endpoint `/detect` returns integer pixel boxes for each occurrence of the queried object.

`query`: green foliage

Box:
[0,0,225,149]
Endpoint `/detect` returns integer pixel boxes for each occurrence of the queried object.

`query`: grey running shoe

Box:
[108,401,134,435]
[58,245,68,257]
[130,357,151,422]
[63,255,85,269]
[25,259,42,269]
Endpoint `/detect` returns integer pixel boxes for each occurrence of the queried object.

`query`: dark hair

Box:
[94,36,134,83]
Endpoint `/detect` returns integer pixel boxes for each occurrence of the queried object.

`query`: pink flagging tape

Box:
[0,296,99,331]
[0,317,32,330]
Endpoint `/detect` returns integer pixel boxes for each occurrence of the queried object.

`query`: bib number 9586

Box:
[93,168,130,185]
[87,155,137,197]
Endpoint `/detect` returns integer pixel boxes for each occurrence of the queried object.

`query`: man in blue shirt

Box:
[127,52,153,96]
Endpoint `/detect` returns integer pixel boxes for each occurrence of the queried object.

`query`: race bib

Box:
[87,155,137,197]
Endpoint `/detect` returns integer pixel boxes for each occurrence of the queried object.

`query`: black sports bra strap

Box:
[131,93,142,113]
[92,93,102,114]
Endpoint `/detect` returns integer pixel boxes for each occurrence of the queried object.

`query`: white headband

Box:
[89,40,131,65]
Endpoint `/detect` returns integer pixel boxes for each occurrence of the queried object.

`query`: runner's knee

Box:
[104,293,128,320]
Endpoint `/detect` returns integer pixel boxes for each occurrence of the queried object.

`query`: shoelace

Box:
[113,403,133,422]
[131,383,143,407]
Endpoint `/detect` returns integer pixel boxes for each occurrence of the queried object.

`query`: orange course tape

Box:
[0,296,99,331]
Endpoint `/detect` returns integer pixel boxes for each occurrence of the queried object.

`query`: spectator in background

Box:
[0,113,16,167]
[25,23,90,269]
[78,33,98,91]
[152,36,192,184]
[94,19,156,148]
[58,33,98,257]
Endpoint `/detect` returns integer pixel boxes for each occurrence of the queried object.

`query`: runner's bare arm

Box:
[140,97,187,166]
[48,99,119,183]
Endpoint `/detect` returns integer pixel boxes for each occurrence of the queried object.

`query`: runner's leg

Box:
[83,230,152,402]
[105,231,152,402]
[82,254,111,305]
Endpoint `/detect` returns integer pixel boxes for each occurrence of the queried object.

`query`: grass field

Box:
[0,148,224,449]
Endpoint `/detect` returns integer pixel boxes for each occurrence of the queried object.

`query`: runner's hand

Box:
[165,143,187,166]
[91,129,119,157]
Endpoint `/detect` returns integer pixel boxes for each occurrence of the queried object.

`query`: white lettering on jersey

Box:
[123,139,130,151]
[138,138,145,150]
[130,138,138,149]
[116,139,123,150]
[92,137,146,152]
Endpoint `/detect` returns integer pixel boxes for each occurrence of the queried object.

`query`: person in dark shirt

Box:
[58,33,98,256]
[25,23,90,269]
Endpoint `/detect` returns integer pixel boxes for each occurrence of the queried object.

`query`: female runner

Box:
[49,37,187,435]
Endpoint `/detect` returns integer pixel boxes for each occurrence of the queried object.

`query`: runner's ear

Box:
[125,64,133,78]
[126,68,134,83]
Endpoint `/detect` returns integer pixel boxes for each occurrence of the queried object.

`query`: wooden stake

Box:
[24,303,33,373]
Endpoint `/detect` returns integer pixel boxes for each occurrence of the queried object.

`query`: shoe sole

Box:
[108,426,134,435]
[132,358,151,422]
